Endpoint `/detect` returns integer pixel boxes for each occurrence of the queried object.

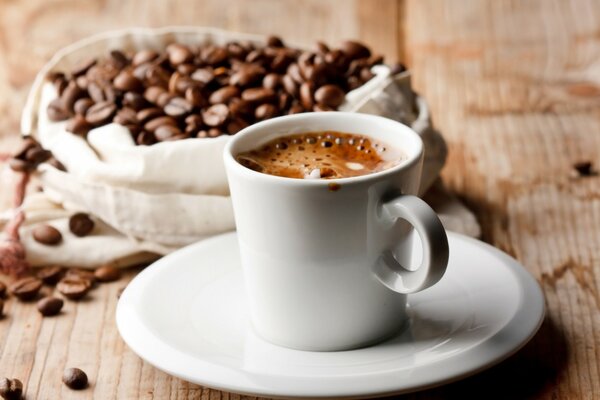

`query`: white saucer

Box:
[116,232,544,399]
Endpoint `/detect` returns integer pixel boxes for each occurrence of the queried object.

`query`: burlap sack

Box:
[1,27,476,268]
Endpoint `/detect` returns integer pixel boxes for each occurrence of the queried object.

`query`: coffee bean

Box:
[144,116,178,132]
[279,93,292,110]
[33,224,62,245]
[287,63,304,84]
[61,81,84,113]
[288,104,305,114]
[184,86,205,108]
[137,107,164,124]
[282,74,299,97]
[156,92,176,108]
[9,277,43,301]
[57,277,91,300]
[164,97,193,117]
[229,98,253,118]
[255,104,278,121]
[167,43,193,66]
[37,265,64,285]
[71,57,97,77]
[69,213,95,237]
[313,104,335,112]
[230,64,265,87]
[202,104,229,127]
[208,128,222,137]
[155,125,183,141]
[314,84,345,108]
[62,368,88,390]
[113,108,138,126]
[574,161,594,177]
[123,92,148,111]
[47,98,70,121]
[0,281,6,298]
[267,35,284,48]
[86,81,106,103]
[299,82,315,110]
[0,299,4,318]
[191,68,215,84]
[109,50,129,69]
[66,115,92,136]
[94,265,121,282]
[86,101,117,125]
[316,41,330,53]
[0,377,23,400]
[226,118,249,135]
[37,296,64,316]
[113,71,143,92]
[8,158,32,173]
[136,131,156,146]
[360,67,375,82]
[202,46,228,66]
[73,98,94,115]
[133,50,159,66]
[209,86,240,105]
[25,147,51,164]
[340,40,371,60]
[47,157,66,171]
[241,87,276,104]
[146,65,171,88]
[262,73,282,90]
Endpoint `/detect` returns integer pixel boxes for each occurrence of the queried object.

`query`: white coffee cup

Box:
[224,112,449,351]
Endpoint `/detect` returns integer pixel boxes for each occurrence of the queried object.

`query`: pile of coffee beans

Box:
[45,36,385,144]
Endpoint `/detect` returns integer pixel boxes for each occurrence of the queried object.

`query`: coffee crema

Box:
[236,131,403,179]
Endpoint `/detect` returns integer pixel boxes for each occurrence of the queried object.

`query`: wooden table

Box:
[1,0,599,398]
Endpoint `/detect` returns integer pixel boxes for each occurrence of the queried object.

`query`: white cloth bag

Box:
[4,27,469,268]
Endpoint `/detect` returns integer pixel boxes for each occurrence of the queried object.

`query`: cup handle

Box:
[374,195,449,294]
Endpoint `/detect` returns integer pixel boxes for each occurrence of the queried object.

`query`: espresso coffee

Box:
[236,131,403,179]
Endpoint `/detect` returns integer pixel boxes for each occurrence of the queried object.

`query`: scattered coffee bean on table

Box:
[65,268,96,286]
[573,161,594,177]
[62,368,88,390]
[0,378,22,400]
[32,224,62,245]
[57,277,91,300]
[43,36,388,145]
[68,213,95,237]
[36,265,64,285]
[9,277,43,301]
[94,265,121,282]
[37,296,64,316]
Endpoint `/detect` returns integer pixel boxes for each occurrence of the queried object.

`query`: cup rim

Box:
[223,112,423,186]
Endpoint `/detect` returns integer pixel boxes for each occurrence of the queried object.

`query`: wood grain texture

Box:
[0,0,599,399]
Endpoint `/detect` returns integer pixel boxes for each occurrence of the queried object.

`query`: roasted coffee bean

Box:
[37,296,64,316]
[94,265,121,282]
[37,265,64,285]
[155,125,183,141]
[123,92,148,111]
[241,87,276,104]
[0,281,6,298]
[230,64,265,87]
[314,84,345,108]
[340,40,371,60]
[299,82,315,110]
[279,93,292,110]
[113,71,143,92]
[360,67,375,82]
[287,63,304,84]
[313,104,335,112]
[209,86,240,105]
[133,50,159,66]
[262,73,282,90]
[8,158,32,173]
[69,213,95,237]
[208,128,222,137]
[226,118,248,135]
[267,35,284,48]
[62,368,88,390]
[10,277,43,301]
[185,86,205,108]
[33,224,62,245]
[47,98,70,121]
[113,108,138,126]
[13,137,37,159]
[167,43,193,66]
[146,65,171,88]
[66,115,92,136]
[61,81,84,113]
[202,104,229,127]
[86,81,106,103]
[202,46,228,66]
[288,104,305,114]
[0,377,23,400]
[191,68,215,84]
[25,146,51,164]
[47,157,66,171]
[57,277,91,300]
[156,92,176,108]
[316,41,330,53]
[177,63,196,75]
[71,57,97,77]
[136,130,156,146]
[137,107,164,124]
[109,50,129,69]
[164,97,193,117]
[144,116,178,132]
[574,161,594,177]
[73,98,94,115]
[229,98,253,118]
[86,101,117,125]
[0,299,3,318]
[255,103,278,121]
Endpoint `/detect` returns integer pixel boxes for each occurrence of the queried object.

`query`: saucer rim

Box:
[116,231,545,399]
